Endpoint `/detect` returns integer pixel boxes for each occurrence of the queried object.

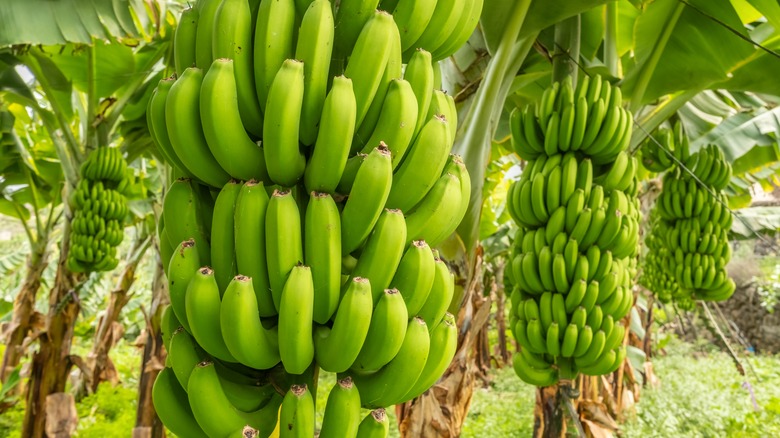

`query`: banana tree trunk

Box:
[0,243,49,385]
[22,220,84,438]
[76,233,151,398]
[133,254,167,438]
[397,251,490,437]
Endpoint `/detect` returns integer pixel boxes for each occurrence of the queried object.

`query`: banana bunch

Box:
[154,1,479,435]
[510,75,633,166]
[639,122,689,173]
[149,0,480,192]
[505,75,641,387]
[67,147,129,272]
[642,140,735,304]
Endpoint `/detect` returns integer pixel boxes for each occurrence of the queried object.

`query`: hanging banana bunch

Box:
[640,125,735,307]
[505,75,641,387]
[150,0,483,436]
[67,147,129,273]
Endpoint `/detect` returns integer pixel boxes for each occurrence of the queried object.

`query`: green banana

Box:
[211,180,241,293]
[356,409,390,438]
[391,240,436,316]
[359,79,419,168]
[404,171,462,246]
[188,361,281,438]
[263,59,306,187]
[234,180,275,316]
[221,275,282,370]
[303,76,357,194]
[167,239,200,333]
[174,7,198,76]
[194,0,220,69]
[403,313,458,399]
[266,189,304,311]
[305,192,342,324]
[296,0,335,146]
[254,0,296,111]
[278,265,315,375]
[385,114,451,212]
[280,384,315,438]
[314,277,373,373]
[341,145,393,255]
[511,351,558,387]
[403,48,434,136]
[352,288,409,373]
[349,317,430,408]
[343,10,396,127]
[165,68,231,188]
[168,328,205,390]
[212,0,264,137]
[163,179,211,264]
[152,367,208,438]
[319,377,362,438]
[147,78,192,177]
[351,209,408,302]
[200,59,268,181]
[185,267,237,362]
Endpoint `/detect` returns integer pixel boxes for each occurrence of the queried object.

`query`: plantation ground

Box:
[2,336,778,437]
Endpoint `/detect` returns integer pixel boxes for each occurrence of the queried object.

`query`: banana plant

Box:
[0,2,173,434]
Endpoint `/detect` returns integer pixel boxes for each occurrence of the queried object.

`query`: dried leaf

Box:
[581,418,615,438]
[45,392,78,437]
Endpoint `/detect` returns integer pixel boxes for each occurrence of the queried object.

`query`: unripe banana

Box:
[359,79,419,167]
[165,68,231,188]
[278,265,315,375]
[194,0,219,69]
[303,192,342,324]
[403,313,458,399]
[431,0,485,61]
[343,10,396,127]
[320,377,362,438]
[152,367,208,438]
[210,180,241,293]
[417,257,456,329]
[404,171,462,246]
[404,49,435,136]
[234,180,275,317]
[296,0,335,146]
[341,145,393,255]
[263,59,306,186]
[212,0,264,137]
[266,189,304,311]
[254,0,296,111]
[200,59,268,181]
[356,409,390,438]
[511,350,558,387]
[161,305,179,351]
[314,277,373,372]
[163,179,211,264]
[386,113,451,212]
[185,267,236,362]
[189,361,282,437]
[221,275,281,370]
[280,384,315,438]
[350,209,407,302]
[174,7,198,76]
[391,240,436,316]
[349,317,430,408]
[352,288,409,373]
[304,76,357,194]
[168,327,205,390]
[167,239,200,333]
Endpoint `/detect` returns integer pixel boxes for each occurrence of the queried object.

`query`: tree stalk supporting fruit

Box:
[21,219,85,438]
[133,258,168,438]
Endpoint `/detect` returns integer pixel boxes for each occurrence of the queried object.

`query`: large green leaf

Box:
[0,0,150,47]
[690,106,780,161]
[622,0,754,105]
[713,25,780,97]
[480,0,613,55]
[38,42,135,98]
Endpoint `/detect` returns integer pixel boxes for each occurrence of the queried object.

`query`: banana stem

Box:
[629,2,685,113]
[604,1,619,77]
[454,0,533,257]
[551,14,581,87]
